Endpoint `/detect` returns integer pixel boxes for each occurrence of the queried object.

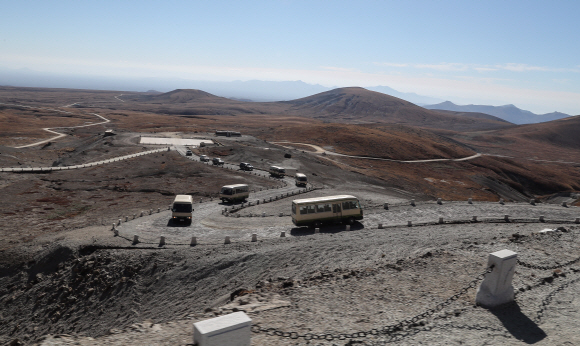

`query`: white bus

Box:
[291,195,363,227]
[220,184,249,203]
[172,195,194,223]
[295,173,308,187]
[269,166,286,178]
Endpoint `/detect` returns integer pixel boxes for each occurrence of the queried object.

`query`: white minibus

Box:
[220,184,250,203]
[291,195,363,227]
[295,173,308,187]
[269,166,286,178]
[172,195,194,223]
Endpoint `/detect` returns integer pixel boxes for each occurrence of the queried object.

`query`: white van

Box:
[291,195,363,227]
[269,166,286,178]
[171,195,194,223]
[220,184,249,203]
[295,173,308,187]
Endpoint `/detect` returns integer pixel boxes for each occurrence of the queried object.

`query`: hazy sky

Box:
[1,0,580,114]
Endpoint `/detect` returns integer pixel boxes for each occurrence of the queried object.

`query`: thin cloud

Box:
[374,61,579,73]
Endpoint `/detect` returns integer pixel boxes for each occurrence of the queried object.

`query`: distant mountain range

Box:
[424,101,570,125]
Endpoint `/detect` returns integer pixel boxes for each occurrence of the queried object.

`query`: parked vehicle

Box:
[199,155,210,162]
[220,184,249,202]
[212,158,224,165]
[269,165,286,178]
[240,162,253,171]
[291,195,363,227]
[295,173,308,187]
[185,149,193,156]
[171,195,194,224]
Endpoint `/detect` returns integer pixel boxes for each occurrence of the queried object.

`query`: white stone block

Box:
[539,215,545,222]
[280,231,286,237]
[468,198,472,204]
[476,249,517,308]
[224,236,231,244]
[251,234,257,242]
[193,311,251,346]
[159,236,165,246]
[472,216,478,222]
[345,225,351,231]
[438,217,443,224]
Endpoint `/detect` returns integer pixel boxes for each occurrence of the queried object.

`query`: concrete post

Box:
[279,212,283,217]
[140,211,144,217]
[251,234,257,242]
[562,201,568,207]
[133,214,136,219]
[408,221,412,227]
[530,199,535,205]
[224,236,231,244]
[191,237,197,246]
[378,223,383,229]
[262,212,266,217]
[539,215,545,222]
[112,223,116,231]
[576,217,580,224]
[472,216,478,222]
[476,249,517,308]
[437,198,442,205]
[125,216,129,222]
[114,228,119,236]
[438,217,443,224]
[257,200,260,205]
[504,214,510,222]
[314,228,320,234]
[499,198,504,205]
[133,234,139,243]
[193,311,251,346]
[158,208,161,213]
[118,219,122,225]
[150,209,152,215]
[383,203,389,210]
[159,236,165,246]
[280,231,286,237]
[346,225,351,231]
[411,199,416,207]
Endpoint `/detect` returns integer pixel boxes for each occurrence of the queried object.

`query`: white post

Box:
[576,217,580,224]
[378,223,383,229]
[191,237,197,246]
[112,223,116,231]
[251,234,257,242]
[539,215,545,222]
[408,221,412,227]
[437,198,442,205]
[530,199,535,205]
[438,217,443,224]
[410,199,416,206]
[562,201,568,207]
[140,211,144,217]
[476,249,517,308]
[193,311,251,346]
[118,219,122,225]
[125,216,129,222]
[499,198,504,205]
[504,214,510,222]
[262,212,266,217]
[468,198,473,204]
[472,216,478,222]
[159,236,165,246]
[133,234,139,243]
[224,236,231,244]
[114,228,119,236]
[345,225,351,231]
[158,208,161,213]
[280,231,286,237]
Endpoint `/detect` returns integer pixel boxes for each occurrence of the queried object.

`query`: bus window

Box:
[307,205,316,214]
[316,204,325,213]
[324,204,332,212]
[292,204,296,214]
[333,204,341,213]
[300,206,308,215]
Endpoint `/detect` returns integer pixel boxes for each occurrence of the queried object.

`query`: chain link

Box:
[517,255,580,270]
[252,265,494,341]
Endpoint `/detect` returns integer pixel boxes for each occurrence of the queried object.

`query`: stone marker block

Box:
[472,216,478,222]
[438,217,443,224]
[476,249,517,308]
[191,237,197,246]
[159,236,166,246]
[262,212,266,217]
[125,216,129,222]
[378,223,383,229]
[193,311,251,346]
[530,199,535,205]
[437,198,442,205]
[314,228,320,234]
[133,234,139,243]
[345,225,351,231]
[383,203,389,210]
[280,231,286,237]
[576,217,580,224]
[504,214,510,222]
[158,208,161,213]
[562,201,568,207]
[499,198,504,205]
[251,234,257,242]
[114,229,119,236]
[539,215,545,222]
[410,199,415,207]
[224,236,231,244]
[118,219,122,225]
[407,221,412,227]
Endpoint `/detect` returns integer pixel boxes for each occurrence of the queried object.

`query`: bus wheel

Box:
[347,217,355,225]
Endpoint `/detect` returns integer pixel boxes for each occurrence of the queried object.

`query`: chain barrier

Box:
[517,255,580,270]
[252,266,494,341]
[534,276,580,323]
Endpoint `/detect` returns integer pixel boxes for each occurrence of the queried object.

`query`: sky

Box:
[1,0,580,114]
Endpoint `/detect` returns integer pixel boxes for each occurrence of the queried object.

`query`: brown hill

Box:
[280,87,511,131]
[136,89,236,104]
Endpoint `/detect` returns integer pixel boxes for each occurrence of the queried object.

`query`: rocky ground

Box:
[2,128,580,346]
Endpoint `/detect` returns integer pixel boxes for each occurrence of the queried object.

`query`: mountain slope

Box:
[281,87,512,131]
[425,101,570,124]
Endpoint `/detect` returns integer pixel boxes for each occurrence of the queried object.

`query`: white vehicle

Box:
[220,184,249,203]
[171,195,194,223]
[291,195,363,227]
[199,155,210,162]
[269,165,286,178]
[295,173,308,187]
